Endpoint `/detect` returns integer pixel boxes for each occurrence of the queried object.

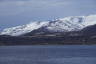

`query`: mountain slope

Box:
[0,15,96,36]
[81,24,96,36]
[0,21,48,36]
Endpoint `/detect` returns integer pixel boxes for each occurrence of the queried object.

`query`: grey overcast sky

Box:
[0,0,96,30]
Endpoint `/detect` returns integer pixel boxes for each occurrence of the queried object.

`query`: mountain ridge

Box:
[0,14,96,36]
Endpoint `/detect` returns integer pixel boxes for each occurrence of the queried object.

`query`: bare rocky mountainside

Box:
[0,15,96,45]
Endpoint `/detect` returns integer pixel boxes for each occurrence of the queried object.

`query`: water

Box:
[0,45,96,64]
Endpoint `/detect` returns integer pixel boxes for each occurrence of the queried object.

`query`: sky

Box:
[0,0,96,30]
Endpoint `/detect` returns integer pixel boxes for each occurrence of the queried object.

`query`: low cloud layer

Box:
[0,0,73,15]
[0,0,96,16]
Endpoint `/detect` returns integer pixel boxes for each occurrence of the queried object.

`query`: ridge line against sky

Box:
[0,0,96,30]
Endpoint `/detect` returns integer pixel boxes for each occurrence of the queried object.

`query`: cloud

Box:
[0,0,71,7]
[0,0,95,16]
[0,0,73,16]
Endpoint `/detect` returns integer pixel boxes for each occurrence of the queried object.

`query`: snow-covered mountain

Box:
[0,15,96,36]
[0,21,49,36]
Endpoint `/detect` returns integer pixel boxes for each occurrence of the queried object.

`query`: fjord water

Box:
[0,45,96,64]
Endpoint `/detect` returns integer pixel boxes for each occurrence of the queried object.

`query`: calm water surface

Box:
[0,45,96,64]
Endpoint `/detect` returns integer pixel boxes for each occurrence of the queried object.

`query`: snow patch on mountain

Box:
[0,15,96,36]
[45,16,85,32]
[84,15,96,26]
[0,21,49,36]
